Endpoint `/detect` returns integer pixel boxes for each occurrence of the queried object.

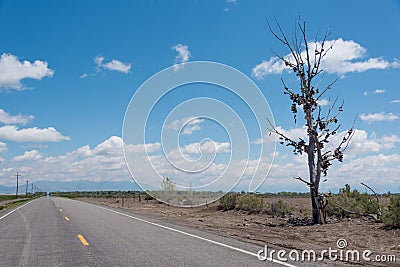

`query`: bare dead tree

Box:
[267,19,354,224]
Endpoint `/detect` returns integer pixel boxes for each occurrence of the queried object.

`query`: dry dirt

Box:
[80,196,399,266]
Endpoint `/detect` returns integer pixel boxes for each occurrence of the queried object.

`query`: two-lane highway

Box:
[0,197,315,267]
[0,197,93,266]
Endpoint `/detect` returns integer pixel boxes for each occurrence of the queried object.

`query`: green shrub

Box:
[218,192,239,211]
[326,184,380,218]
[270,199,294,217]
[382,195,400,228]
[236,194,264,213]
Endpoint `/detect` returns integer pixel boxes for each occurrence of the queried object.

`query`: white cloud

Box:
[252,38,399,79]
[94,56,131,73]
[360,112,399,124]
[253,125,307,145]
[167,116,204,135]
[0,133,399,193]
[0,125,70,142]
[0,53,54,89]
[181,141,231,154]
[256,126,400,157]
[0,142,7,153]
[0,136,131,185]
[225,0,236,2]
[13,150,42,161]
[0,109,34,125]
[173,44,190,71]
[79,73,97,79]
[373,89,385,94]
[125,142,161,154]
[391,99,400,103]
[252,59,285,78]
[338,130,400,157]
[317,99,330,106]
[91,136,123,156]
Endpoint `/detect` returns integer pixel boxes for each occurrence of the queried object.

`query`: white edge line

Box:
[0,198,38,221]
[77,200,298,267]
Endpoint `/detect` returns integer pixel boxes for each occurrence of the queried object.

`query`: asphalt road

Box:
[0,197,324,267]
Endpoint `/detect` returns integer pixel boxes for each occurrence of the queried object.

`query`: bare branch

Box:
[361,182,382,216]
[267,18,300,68]
[332,203,380,222]
[294,176,314,187]
[316,79,337,101]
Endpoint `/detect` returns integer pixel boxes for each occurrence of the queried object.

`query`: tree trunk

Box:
[310,187,322,224]
[305,110,323,224]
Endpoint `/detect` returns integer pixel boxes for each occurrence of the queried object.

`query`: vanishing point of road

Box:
[0,197,325,267]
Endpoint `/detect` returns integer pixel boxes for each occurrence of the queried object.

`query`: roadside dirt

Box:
[0,197,30,210]
[80,197,399,266]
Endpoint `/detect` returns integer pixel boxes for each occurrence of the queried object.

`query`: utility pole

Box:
[15,172,21,198]
[25,180,29,196]
[31,183,34,194]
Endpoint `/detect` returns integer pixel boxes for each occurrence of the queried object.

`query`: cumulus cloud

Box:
[252,38,399,79]
[0,136,131,186]
[0,109,34,125]
[172,44,190,71]
[334,130,400,158]
[255,126,399,157]
[360,112,399,124]
[253,126,308,145]
[0,125,70,142]
[13,150,42,161]
[180,141,231,154]
[0,142,7,153]
[0,133,399,192]
[94,56,131,73]
[0,53,54,89]
[391,100,400,103]
[167,116,204,135]
[317,99,330,106]
[125,142,161,154]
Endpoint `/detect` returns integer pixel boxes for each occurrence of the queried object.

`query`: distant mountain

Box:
[0,180,142,193]
[0,184,15,194]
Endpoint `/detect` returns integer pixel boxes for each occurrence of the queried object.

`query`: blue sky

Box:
[0,0,399,193]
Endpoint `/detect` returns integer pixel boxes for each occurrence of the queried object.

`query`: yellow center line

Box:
[64,216,70,221]
[77,234,89,246]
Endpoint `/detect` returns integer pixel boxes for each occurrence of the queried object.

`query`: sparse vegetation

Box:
[50,190,142,199]
[218,192,239,211]
[381,194,400,229]
[218,192,296,215]
[236,193,265,213]
[326,184,381,220]
[270,199,294,217]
